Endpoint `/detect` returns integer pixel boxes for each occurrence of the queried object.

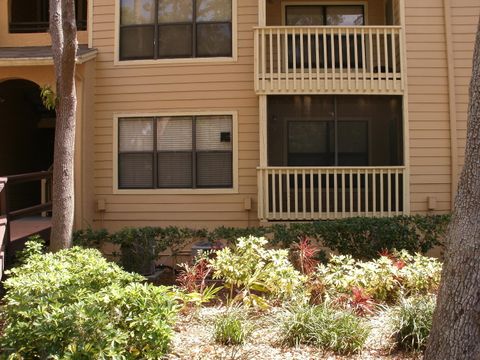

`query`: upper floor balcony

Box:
[254,0,406,95]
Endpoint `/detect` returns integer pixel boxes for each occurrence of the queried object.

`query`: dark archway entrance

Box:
[0,79,55,211]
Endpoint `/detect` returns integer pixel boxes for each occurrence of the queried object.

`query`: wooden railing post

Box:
[254,25,404,94]
[0,178,10,276]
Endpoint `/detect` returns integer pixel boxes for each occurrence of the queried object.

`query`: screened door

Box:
[285,5,365,69]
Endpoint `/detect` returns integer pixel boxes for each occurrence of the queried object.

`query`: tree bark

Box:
[49,0,78,251]
[425,17,480,360]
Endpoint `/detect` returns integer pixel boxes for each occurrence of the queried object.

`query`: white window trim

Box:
[113,111,239,194]
[114,0,238,66]
[281,1,369,26]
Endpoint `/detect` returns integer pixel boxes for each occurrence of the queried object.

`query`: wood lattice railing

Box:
[257,166,407,221]
[254,26,405,94]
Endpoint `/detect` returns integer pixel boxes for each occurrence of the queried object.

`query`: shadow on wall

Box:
[0,79,55,211]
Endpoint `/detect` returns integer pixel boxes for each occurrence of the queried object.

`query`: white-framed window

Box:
[119,0,233,61]
[114,112,237,193]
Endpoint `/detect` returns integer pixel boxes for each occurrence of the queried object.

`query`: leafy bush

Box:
[1,245,178,359]
[279,304,369,354]
[210,236,306,308]
[14,235,46,264]
[316,251,442,303]
[387,295,436,351]
[305,215,449,259]
[72,227,109,249]
[213,309,251,345]
[73,215,449,270]
[396,251,442,296]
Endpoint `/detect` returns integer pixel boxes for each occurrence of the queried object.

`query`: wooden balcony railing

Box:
[257,166,407,221]
[0,171,53,272]
[254,26,405,94]
[0,177,7,277]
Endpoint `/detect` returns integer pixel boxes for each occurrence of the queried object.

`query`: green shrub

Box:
[210,236,306,307]
[213,309,251,345]
[72,228,109,249]
[387,295,436,351]
[396,251,442,296]
[273,215,450,259]
[316,251,442,303]
[279,304,370,354]
[1,246,178,359]
[73,215,449,271]
[14,235,45,264]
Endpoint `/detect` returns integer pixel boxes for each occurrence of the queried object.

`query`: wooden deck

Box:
[10,216,52,242]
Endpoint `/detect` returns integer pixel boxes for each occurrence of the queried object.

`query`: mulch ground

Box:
[166,307,422,360]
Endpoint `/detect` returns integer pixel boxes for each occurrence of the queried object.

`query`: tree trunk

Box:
[425,18,480,360]
[49,0,78,251]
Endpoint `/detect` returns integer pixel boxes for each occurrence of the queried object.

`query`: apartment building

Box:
[0,0,479,233]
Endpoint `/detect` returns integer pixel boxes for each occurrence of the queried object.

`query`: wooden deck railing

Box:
[257,166,407,221]
[0,177,8,277]
[254,26,405,94]
[0,171,53,269]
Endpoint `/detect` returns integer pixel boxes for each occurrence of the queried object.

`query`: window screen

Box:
[120,0,232,60]
[118,115,233,189]
[268,95,403,167]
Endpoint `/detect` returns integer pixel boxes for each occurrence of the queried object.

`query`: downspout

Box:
[443,0,459,205]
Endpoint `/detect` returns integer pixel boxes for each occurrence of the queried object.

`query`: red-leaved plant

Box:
[335,287,376,316]
[291,236,319,275]
[177,258,212,293]
[379,249,407,270]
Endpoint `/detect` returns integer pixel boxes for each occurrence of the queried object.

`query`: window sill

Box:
[114,56,237,67]
[112,188,238,195]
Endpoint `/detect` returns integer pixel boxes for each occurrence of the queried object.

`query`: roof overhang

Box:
[0,45,97,67]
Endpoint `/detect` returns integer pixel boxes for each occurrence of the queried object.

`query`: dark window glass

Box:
[197,23,232,57]
[119,153,154,188]
[118,115,233,189]
[120,0,232,60]
[120,26,155,59]
[10,0,87,33]
[286,6,324,26]
[285,5,364,26]
[326,5,364,26]
[197,152,232,187]
[157,152,193,188]
[158,24,193,58]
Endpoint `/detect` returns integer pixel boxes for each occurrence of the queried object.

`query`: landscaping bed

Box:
[167,308,420,360]
[0,231,440,359]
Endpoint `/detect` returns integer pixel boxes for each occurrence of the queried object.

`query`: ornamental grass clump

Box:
[279,304,370,354]
[1,244,178,359]
[213,308,252,345]
[387,294,436,352]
